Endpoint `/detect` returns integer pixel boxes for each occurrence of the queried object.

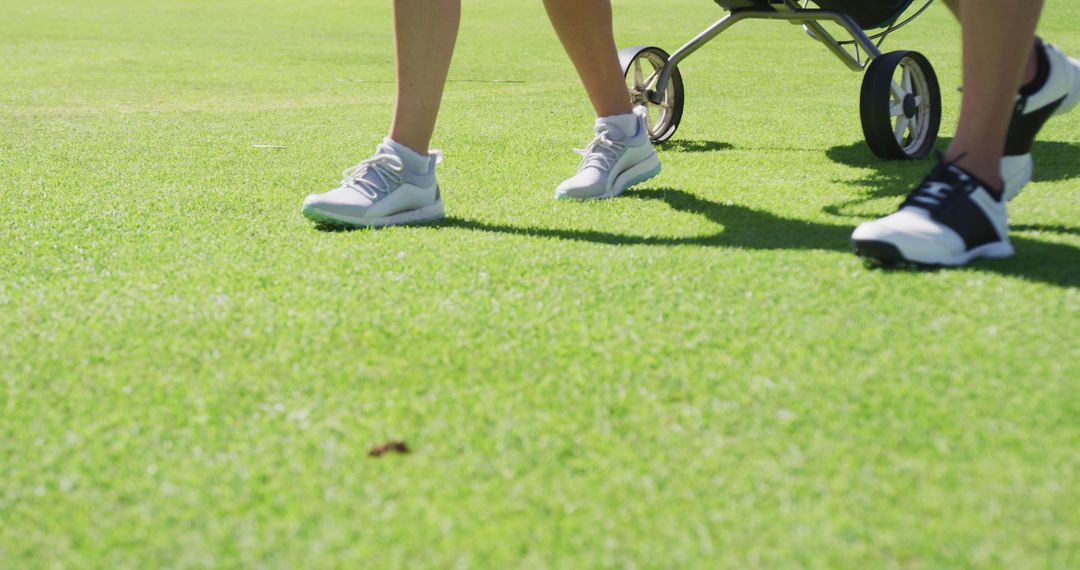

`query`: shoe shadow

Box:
[309,144,1080,287]
[442,187,851,252]
[657,139,734,153]
[822,138,1080,219]
[441,186,1080,289]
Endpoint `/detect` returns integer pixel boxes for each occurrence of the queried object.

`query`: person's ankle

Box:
[945,153,1005,199]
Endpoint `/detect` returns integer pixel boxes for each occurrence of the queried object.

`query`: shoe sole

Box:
[302,199,446,228]
[1003,55,1080,200]
[556,154,662,201]
[852,239,1015,268]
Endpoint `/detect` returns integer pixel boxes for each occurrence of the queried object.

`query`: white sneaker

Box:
[302,140,445,228]
[1002,40,1080,200]
[852,160,1014,267]
[554,108,661,200]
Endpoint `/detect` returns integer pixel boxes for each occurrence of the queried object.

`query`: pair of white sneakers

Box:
[853,40,1080,268]
[301,108,661,228]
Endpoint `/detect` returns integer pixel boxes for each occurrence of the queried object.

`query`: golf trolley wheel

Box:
[860,50,941,160]
[618,46,685,143]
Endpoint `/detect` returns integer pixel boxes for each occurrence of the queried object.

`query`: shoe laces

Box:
[900,153,971,211]
[573,125,626,172]
[341,152,405,199]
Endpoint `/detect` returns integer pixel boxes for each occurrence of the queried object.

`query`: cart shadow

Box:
[822,138,1080,220]
[438,187,1080,288]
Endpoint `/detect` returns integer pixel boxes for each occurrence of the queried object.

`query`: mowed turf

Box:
[2,0,1078,567]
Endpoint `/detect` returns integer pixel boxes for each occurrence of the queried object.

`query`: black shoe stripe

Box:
[928,183,1003,250]
[1005,94,1066,155]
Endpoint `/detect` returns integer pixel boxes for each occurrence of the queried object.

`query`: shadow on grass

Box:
[315,188,850,251]
[657,139,734,153]
[443,187,1080,288]
[823,138,1080,219]
[315,150,1080,287]
[442,187,851,251]
[1012,224,1080,237]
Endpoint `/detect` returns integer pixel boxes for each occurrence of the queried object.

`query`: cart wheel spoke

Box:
[890,81,907,101]
[889,102,905,117]
[909,114,920,137]
[644,69,661,91]
[633,59,645,90]
[894,116,909,141]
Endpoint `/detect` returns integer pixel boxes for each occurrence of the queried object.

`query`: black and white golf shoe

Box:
[1002,39,1080,200]
[852,160,1013,268]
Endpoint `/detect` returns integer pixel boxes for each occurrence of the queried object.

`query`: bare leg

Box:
[945,0,1044,191]
[940,0,1038,86]
[850,1,1053,265]
[542,0,633,118]
[388,0,461,155]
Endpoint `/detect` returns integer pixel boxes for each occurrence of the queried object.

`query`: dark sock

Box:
[1020,38,1051,97]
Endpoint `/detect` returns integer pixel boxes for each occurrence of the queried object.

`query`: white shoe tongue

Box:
[354,167,386,191]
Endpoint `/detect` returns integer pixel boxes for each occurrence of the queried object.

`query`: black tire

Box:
[618,46,685,143]
[860,50,941,160]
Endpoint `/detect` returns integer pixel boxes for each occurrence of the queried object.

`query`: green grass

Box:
[2,0,1078,567]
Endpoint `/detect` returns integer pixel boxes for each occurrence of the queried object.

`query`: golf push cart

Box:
[620,0,941,159]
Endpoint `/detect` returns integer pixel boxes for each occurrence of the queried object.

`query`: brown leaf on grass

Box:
[368,441,410,457]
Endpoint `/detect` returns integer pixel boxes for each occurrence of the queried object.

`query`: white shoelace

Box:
[574,126,626,173]
[902,158,976,211]
[341,153,405,199]
[908,181,954,208]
